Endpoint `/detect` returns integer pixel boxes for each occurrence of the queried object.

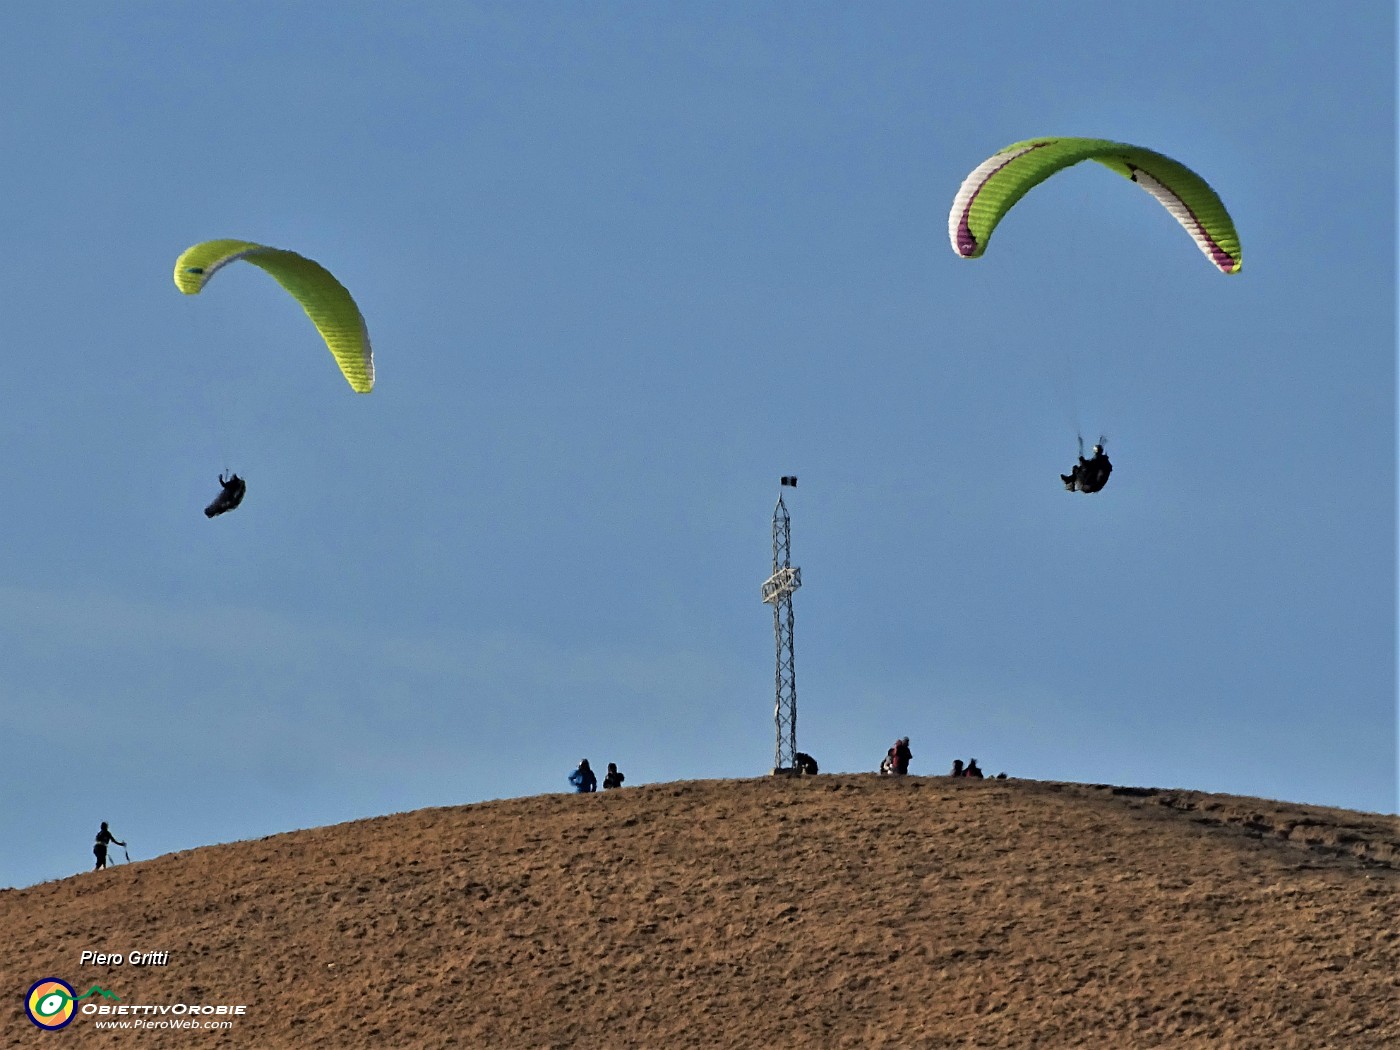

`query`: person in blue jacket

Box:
[568,759,597,793]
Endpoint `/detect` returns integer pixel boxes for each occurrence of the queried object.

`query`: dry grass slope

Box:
[4,776,1398,1048]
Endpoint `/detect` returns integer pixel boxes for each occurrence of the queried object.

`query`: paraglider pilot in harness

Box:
[205,472,246,518]
[1061,438,1112,494]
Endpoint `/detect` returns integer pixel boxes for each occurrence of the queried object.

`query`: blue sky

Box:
[2,3,1394,888]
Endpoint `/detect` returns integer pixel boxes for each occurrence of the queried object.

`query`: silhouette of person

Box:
[964,758,984,779]
[602,762,625,789]
[205,472,246,518]
[93,822,125,870]
[950,759,965,777]
[568,759,597,793]
[893,737,912,775]
[1061,444,1112,494]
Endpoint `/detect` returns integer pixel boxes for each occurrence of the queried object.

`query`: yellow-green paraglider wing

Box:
[949,137,1241,274]
[174,239,375,392]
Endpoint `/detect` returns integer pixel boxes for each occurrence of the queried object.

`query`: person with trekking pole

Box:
[93,822,127,870]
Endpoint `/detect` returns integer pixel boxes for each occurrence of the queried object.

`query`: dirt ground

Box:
[4,775,1398,1048]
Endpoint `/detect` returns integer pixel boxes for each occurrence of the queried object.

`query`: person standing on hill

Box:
[93,822,125,870]
[568,759,597,793]
[893,737,912,775]
[602,762,625,789]
[964,758,984,779]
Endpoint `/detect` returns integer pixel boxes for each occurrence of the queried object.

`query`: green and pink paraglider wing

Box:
[949,137,1241,274]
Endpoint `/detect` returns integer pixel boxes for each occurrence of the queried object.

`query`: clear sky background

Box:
[2,4,1394,889]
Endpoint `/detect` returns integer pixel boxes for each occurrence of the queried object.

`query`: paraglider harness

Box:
[1062,436,1112,494]
[205,472,246,518]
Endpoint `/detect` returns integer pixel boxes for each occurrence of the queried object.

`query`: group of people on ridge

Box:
[878,739,997,780]
[91,741,1004,876]
[568,759,626,792]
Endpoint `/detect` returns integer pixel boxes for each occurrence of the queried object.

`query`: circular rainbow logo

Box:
[26,978,77,1030]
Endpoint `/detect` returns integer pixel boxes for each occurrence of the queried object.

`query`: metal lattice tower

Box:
[761,478,801,772]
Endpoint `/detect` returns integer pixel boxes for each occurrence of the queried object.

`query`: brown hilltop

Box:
[4,775,1398,1048]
